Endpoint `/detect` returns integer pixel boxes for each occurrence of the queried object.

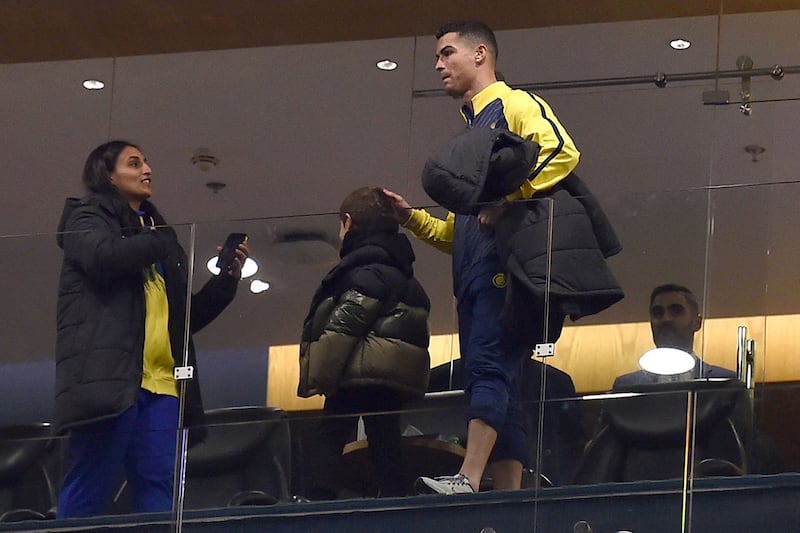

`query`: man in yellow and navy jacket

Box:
[384,20,582,496]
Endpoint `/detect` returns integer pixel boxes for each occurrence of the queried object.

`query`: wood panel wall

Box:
[267,314,800,411]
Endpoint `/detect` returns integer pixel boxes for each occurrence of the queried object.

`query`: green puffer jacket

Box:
[297,230,431,399]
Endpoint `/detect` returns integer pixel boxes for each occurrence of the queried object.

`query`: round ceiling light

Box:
[206,256,259,278]
[376,59,398,71]
[82,79,105,90]
[669,38,691,50]
[250,279,270,294]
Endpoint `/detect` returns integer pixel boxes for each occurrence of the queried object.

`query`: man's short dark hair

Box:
[435,21,498,60]
[339,187,399,233]
[650,283,700,316]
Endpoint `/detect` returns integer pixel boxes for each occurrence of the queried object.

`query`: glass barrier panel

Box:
[0,232,60,429]
[45,427,181,527]
[0,223,195,529]
[535,180,713,529]
[0,423,58,523]
[293,396,470,500]
[537,392,691,532]
[179,407,293,508]
[706,124,800,478]
[181,212,460,512]
[0,231,61,524]
[698,176,800,528]
[696,6,800,524]
[553,382,782,532]
[540,185,715,479]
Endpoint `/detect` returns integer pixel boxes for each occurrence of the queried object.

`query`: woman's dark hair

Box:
[339,187,399,233]
[82,140,139,193]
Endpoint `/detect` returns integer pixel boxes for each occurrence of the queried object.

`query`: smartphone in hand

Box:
[216,233,248,271]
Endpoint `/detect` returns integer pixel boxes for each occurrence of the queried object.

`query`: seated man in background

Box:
[614,283,736,389]
[573,284,752,483]
[609,283,790,476]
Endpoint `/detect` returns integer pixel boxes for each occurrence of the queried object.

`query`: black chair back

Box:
[0,423,56,522]
[183,406,291,508]
[573,379,752,484]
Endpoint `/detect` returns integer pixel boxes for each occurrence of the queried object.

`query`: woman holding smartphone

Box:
[54,140,249,517]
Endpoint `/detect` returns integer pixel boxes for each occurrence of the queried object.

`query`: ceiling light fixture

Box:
[669,38,691,50]
[206,256,259,278]
[82,79,105,90]
[249,279,270,294]
[376,59,398,71]
[191,148,219,171]
[205,181,227,194]
[745,144,765,162]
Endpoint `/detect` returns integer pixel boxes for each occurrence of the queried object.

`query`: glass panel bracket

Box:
[174,366,195,380]
[534,343,555,357]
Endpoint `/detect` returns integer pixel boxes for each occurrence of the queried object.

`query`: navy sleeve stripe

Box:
[528,92,565,179]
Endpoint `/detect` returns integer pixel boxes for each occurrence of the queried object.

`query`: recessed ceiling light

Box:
[669,38,691,50]
[376,59,398,71]
[250,279,271,294]
[206,256,259,278]
[82,79,105,90]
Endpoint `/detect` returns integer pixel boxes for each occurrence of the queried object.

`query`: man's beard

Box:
[654,326,691,351]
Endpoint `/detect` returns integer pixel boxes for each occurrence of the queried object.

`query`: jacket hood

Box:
[340,230,416,278]
[56,193,123,249]
[56,197,83,250]
[56,193,163,249]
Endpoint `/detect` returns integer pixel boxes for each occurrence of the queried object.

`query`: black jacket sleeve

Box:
[189,272,239,334]
[62,204,170,288]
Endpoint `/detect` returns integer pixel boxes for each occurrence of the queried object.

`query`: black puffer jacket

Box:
[494,173,624,338]
[298,230,431,399]
[54,192,238,437]
[422,127,539,215]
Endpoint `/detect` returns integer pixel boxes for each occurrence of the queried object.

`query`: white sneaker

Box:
[415,473,474,495]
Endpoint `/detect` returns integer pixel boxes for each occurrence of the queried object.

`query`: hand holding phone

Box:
[216,233,248,273]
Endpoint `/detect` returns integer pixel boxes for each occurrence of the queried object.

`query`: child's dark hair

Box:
[339,187,399,233]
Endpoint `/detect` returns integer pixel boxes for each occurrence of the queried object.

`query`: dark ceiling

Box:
[1,0,796,63]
